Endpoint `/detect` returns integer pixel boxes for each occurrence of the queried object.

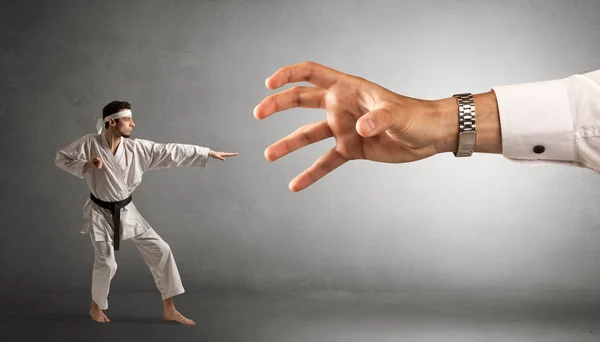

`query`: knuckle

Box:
[298,127,312,144]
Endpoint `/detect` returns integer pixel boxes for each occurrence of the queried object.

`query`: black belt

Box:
[90,193,132,251]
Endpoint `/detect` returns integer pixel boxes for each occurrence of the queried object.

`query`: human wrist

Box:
[432,97,459,154]
[433,91,502,155]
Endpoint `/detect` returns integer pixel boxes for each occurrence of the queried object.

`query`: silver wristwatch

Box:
[453,93,476,157]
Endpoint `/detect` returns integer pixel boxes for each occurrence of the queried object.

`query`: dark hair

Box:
[103,101,131,129]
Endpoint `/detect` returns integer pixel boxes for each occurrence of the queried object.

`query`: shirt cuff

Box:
[492,78,575,163]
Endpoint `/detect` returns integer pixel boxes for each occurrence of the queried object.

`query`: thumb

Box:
[355,108,396,137]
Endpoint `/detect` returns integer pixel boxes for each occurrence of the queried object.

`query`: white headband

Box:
[95,109,133,134]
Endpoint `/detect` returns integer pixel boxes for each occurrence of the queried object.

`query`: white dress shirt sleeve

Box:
[492,69,600,172]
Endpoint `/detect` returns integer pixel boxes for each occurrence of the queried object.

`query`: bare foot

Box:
[89,300,110,323]
[164,309,196,326]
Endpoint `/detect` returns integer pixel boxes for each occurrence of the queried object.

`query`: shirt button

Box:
[533,145,545,154]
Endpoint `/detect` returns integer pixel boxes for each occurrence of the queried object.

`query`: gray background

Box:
[2,0,600,300]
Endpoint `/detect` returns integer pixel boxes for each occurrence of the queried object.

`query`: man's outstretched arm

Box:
[254,62,600,191]
[135,138,237,172]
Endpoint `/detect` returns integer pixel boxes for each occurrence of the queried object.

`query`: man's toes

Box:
[91,311,110,323]
[181,317,195,326]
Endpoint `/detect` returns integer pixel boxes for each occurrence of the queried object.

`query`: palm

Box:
[333,109,438,165]
[323,80,411,163]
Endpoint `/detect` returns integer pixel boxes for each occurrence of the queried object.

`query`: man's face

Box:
[115,116,135,138]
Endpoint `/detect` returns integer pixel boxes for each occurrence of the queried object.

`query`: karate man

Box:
[55,101,237,325]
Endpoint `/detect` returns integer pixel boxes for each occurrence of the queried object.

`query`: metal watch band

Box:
[452,93,476,157]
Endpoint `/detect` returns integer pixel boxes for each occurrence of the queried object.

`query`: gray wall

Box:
[2,0,600,295]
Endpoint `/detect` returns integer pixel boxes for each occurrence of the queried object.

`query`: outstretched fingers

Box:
[219,152,239,157]
[288,148,348,192]
[264,61,341,90]
[265,120,332,162]
[254,86,325,120]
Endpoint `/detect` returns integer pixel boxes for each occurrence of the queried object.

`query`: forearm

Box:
[434,90,502,155]
[144,142,210,171]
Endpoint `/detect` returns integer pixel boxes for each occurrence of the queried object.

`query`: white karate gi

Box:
[55,133,210,310]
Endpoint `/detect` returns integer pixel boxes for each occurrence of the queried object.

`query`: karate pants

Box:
[89,228,185,310]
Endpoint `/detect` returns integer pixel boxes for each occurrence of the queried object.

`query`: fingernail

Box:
[367,118,376,131]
